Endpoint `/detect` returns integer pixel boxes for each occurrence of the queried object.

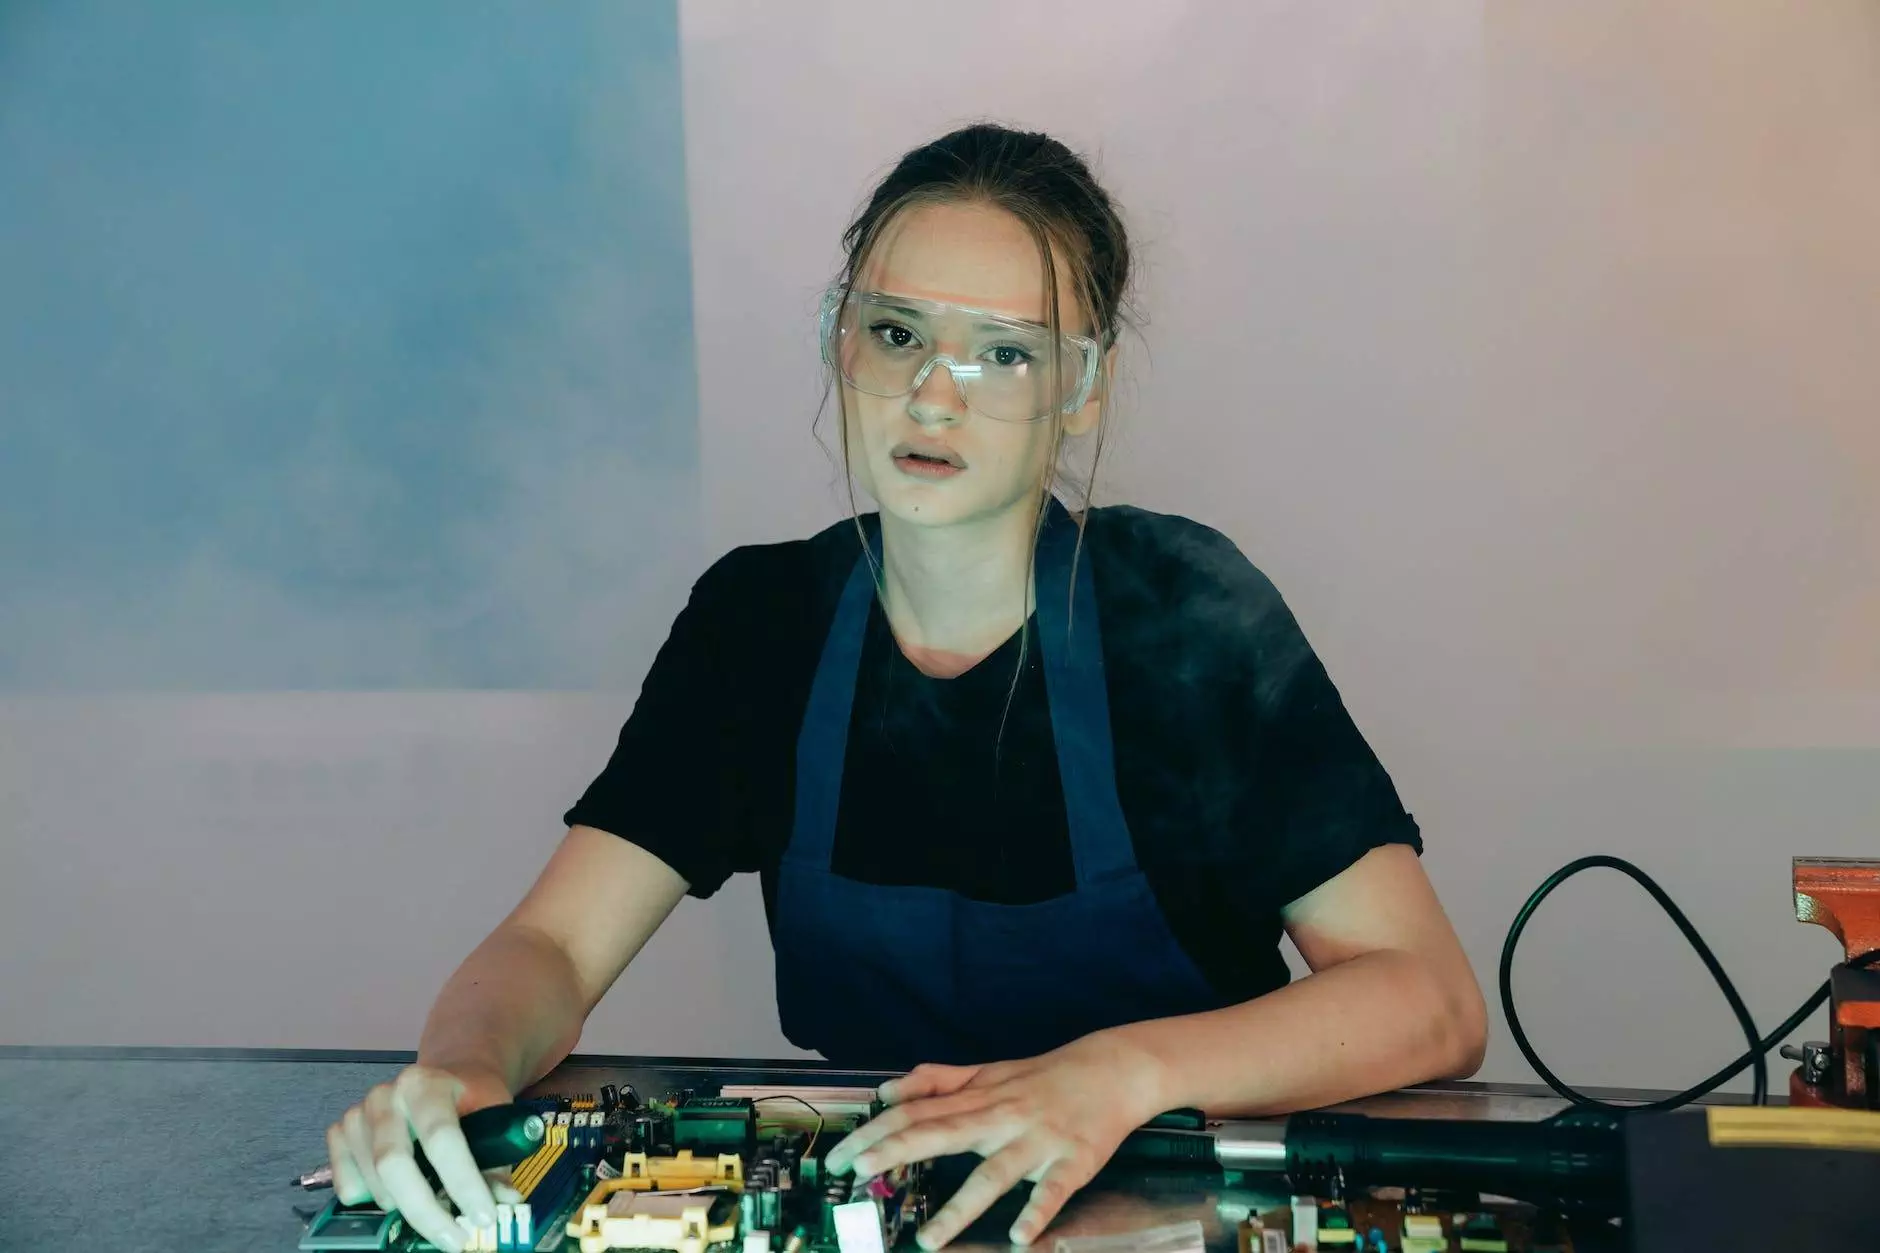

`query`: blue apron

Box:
[772,499,1226,1069]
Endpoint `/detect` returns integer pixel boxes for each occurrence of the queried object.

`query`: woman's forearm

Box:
[415,922,590,1097]
[1107,949,1489,1119]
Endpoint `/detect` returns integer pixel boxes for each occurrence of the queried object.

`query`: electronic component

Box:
[740,1155,787,1232]
[454,1213,500,1251]
[511,1116,575,1211]
[831,1197,888,1253]
[1313,1200,1355,1246]
[720,1085,881,1121]
[565,1184,740,1253]
[299,1201,403,1251]
[674,1096,757,1153]
[1399,1213,1446,1253]
[617,1150,745,1192]
[1454,1211,1508,1253]
[1288,1195,1317,1252]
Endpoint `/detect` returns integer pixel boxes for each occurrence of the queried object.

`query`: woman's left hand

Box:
[822,1032,1173,1249]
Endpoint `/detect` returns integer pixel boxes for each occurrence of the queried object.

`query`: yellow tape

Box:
[1706,1106,1880,1152]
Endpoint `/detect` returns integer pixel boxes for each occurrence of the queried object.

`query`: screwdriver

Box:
[291,1102,549,1190]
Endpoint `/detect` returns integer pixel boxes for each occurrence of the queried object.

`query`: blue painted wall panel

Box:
[0,1,698,689]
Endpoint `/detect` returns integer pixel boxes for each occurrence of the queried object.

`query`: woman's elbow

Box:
[1437,968,1490,1080]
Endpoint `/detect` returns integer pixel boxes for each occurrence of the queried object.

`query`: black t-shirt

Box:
[564,504,1422,1004]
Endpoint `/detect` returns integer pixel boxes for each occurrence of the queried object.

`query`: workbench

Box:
[0,1046,1713,1252]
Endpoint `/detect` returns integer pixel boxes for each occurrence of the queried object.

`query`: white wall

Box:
[673,0,1880,1091]
[5,1,1877,1099]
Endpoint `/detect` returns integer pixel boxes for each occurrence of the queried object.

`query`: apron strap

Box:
[787,519,879,868]
[788,500,1145,887]
[1035,498,1141,885]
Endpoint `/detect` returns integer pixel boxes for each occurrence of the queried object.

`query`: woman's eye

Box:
[869,322,919,350]
[986,345,1033,368]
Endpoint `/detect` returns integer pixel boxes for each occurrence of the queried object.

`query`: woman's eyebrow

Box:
[873,297,1052,335]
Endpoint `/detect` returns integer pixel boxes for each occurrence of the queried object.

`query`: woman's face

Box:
[841,200,1102,531]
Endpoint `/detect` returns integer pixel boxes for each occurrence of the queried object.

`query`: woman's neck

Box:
[877,501,1043,679]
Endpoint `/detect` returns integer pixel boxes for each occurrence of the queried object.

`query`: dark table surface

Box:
[0,1046,1712,1253]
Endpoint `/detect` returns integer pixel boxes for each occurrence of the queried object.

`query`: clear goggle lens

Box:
[822,290,1099,424]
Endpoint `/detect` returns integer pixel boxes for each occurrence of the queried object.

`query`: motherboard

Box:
[295,1084,1581,1253]
[297,1084,924,1253]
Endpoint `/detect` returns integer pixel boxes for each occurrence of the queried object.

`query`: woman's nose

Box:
[907,358,970,426]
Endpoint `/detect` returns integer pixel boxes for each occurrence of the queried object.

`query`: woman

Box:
[326,124,1487,1253]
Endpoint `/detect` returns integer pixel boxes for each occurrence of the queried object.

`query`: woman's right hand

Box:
[325,1063,522,1253]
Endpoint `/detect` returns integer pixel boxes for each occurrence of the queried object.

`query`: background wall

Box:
[0,2,721,1046]
[4,0,1877,1098]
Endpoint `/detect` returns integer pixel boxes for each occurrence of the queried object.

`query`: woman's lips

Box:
[893,452,965,479]
[890,442,966,479]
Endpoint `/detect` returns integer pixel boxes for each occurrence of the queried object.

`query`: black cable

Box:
[753,1094,826,1158]
[1498,855,1880,1112]
[1503,855,1880,1111]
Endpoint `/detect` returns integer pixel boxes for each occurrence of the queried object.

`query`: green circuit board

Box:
[297,1085,924,1253]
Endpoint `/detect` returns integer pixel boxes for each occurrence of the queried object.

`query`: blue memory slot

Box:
[514,1152,583,1251]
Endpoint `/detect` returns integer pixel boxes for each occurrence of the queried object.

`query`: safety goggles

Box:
[820,288,1102,424]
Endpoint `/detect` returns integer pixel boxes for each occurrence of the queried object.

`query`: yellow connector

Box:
[566,1182,737,1253]
[616,1150,743,1193]
[511,1120,570,1200]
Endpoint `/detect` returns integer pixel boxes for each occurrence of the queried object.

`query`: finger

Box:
[375,1151,465,1253]
[851,1106,1028,1177]
[395,1069,498,1225]
[483,1167,524,1206]
[825,1090,993,1174]
[364,1087,464,1253]
[341,1100,392,1210]
[1009,1158,1092,1245]
[879,1062,981,1105]
[326,1121,375,1207]
[915,1144,1040,1251]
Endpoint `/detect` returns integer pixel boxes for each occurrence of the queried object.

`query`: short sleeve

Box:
[1091,506,1421,925]
[561,554,752,898]
[1254,610,1423,911]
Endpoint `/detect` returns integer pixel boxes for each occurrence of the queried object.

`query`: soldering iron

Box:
[292,1102,548,1190]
